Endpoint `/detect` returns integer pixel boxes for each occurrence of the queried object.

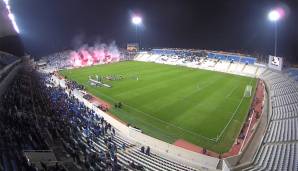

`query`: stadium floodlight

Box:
[132,16,142,25]
[3,0,20,33]
[268,10,281,22]
[268,8,283,57]
[131,15,143,50]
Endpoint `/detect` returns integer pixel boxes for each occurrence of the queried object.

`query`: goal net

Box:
[244,85,252,97]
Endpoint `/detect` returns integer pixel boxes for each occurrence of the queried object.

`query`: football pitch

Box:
[60,61,257,153]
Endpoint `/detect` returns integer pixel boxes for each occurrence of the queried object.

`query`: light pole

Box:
[268,9,281,57]
[131,16,142,49]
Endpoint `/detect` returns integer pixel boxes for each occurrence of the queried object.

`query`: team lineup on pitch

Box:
[60,61,256,153]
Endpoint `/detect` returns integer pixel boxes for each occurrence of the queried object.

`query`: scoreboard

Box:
[127,43,139,52]
[268,55,283,71]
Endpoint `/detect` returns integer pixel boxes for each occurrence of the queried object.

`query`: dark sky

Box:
[10,0,298,62]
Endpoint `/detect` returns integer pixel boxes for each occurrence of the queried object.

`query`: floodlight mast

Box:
[268,9,281,57]
[131,16,142,50]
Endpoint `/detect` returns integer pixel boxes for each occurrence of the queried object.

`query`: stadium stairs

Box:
[226,62,232,72]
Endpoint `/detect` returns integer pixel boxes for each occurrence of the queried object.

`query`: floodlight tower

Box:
[268,9,282,57]
[131,16,142,49]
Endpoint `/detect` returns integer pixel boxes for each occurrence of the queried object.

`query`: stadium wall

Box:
[51,75,220,171]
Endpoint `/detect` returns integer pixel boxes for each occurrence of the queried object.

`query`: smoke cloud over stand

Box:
[69,40,122,67]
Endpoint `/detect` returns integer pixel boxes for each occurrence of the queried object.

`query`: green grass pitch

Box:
[60,61,257,153]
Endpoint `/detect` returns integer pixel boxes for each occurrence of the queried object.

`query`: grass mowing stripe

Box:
[60,61,256,153]
[96,89,217,142]
[216,77,256,142]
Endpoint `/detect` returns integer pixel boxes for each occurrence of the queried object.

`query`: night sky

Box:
[10,0,298,62]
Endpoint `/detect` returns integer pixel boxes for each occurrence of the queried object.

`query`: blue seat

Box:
[207,52,257,64]
[240,57,256,64]
[287,68,298,80]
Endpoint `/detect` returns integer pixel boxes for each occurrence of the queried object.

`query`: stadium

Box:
[1,0,298,171]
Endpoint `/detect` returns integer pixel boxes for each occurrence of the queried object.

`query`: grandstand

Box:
[137,49,297,171]
[1,46,298,171]
[1,51,201,170]
[135,49,265,78]
[239,70,298,171]
[1,0,296,169]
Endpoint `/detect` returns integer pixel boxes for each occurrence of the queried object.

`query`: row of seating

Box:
[272,104,298,120]
[272,83,298,96]
[244,143,298,171]
[207,52,256,64]
[261,69,298,121]
[0,52,19,68]
[272,92,298,107]
[243,69,298,171]
[151,49,205,57]
[271,78,296,89]
[264,118,298,143]
[0,71,58,171]
[135,52,263,77]
[41,50,73,69]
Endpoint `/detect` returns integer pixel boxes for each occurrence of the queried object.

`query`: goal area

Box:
[244,85,252,97]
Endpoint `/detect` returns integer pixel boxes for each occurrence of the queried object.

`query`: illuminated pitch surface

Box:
[60,61,256,153]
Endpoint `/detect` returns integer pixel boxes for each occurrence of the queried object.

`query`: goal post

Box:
[244,85,252,97]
